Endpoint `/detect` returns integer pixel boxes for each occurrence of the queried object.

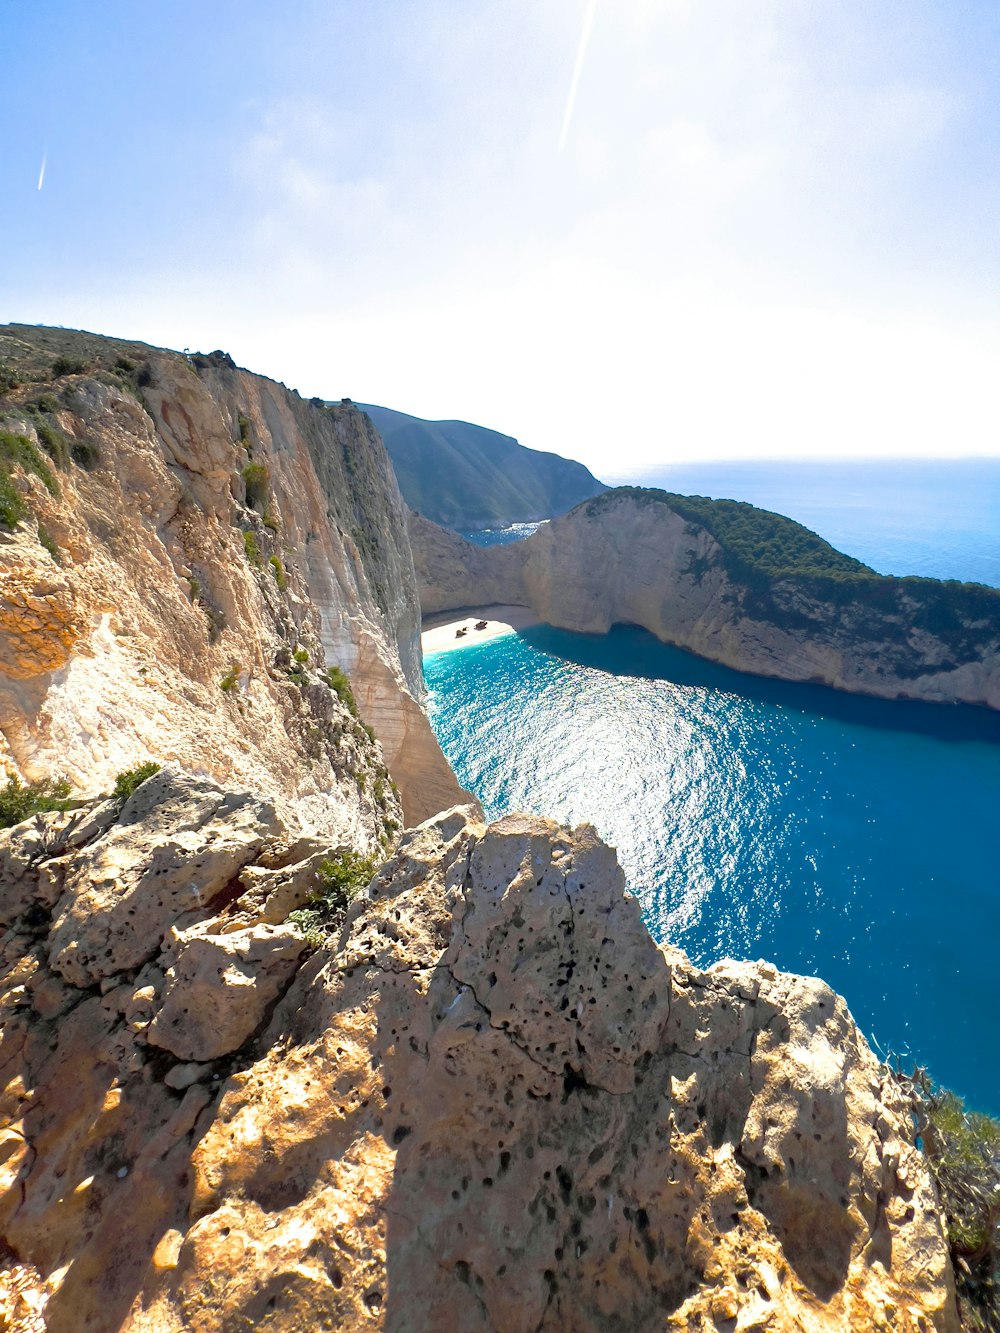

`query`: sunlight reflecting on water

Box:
[424,624,1000,1113]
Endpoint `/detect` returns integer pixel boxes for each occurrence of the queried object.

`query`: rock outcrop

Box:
[0,780,958,1331]
[0,325,467,834]
[411,493,1000,710]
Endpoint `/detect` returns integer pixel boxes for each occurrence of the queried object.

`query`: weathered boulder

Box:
[0,789,959,1331]
[146,923,306,1061]
[45,769,284,987]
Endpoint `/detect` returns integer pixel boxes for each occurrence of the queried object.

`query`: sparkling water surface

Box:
[429,459,1000,1110]
[425,625,1000,1114]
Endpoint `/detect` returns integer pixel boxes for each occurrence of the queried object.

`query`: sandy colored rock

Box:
[146,923,306,1061]
[46,769,283,987]
[0,790,954,1331]
[0,325,469,842]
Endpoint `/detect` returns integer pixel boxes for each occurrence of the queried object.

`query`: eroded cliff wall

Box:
[0,780,957,1332]
[0,326,467,832]
[410,494,1000,710]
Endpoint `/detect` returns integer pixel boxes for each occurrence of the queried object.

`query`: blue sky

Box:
[3,0,1000,472]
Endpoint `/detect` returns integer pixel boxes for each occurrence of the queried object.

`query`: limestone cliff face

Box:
[411,495,1000,710]
[0,778,957,1332]
[0,326,467,833]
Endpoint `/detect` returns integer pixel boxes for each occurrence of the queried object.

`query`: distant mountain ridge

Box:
[359,402,606,530]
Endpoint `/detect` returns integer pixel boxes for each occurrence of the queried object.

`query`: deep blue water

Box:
[425,625,1000,1115]
[438,459,1000,1111]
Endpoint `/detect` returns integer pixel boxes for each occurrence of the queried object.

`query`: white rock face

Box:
[0,335,469,839]
[411,495,1000,710]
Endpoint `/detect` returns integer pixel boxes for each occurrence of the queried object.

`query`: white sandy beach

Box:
[421,605,540,656]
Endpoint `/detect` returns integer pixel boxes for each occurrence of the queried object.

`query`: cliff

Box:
[360,403,607,529]
[411,489,1000,710]
[0,325,467,830]
[0,781,957,1331]
[0,329,965,1330]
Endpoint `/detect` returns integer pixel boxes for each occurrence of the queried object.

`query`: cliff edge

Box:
[0,779,957,1331]
[0,325,467,831]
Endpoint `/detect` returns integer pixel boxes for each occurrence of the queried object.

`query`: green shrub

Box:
[293,647,309,665]
[287,849,377,946]
[37,524,60,563]
[0,431,60,530]
[242,529,262,566]
[910,1076,1000,1328]
[35,419,70,468]
[323,665,359,718]
[241,461,269,506]
[220,664,240,692]
[237,412,251,443]
[269,555,286,589]
[0,363,21,396]
[0,431,59,496]
[112,761,161,802]
[0,470,26,529]
[0,775,73,828]
[51,355,88,377]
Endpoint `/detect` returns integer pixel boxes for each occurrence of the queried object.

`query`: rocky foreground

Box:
[1,770,957,1331]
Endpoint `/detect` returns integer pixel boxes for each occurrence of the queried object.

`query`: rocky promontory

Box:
[410,490,1000,710]
[0,328,969,1330]
[0,774,958,1331]
[0,325,467,833]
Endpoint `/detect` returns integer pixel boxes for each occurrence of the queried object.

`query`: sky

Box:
[3,0,1000,476]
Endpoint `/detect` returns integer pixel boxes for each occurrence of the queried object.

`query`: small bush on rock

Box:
[112,761,161,803]
[910,1075,1000,1330]
[323,665,359,718]
[241,461,269,506]
[288,850,377,946]
[0,775,72,828]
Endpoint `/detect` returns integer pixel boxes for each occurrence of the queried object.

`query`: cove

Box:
[424,622,1000,1115]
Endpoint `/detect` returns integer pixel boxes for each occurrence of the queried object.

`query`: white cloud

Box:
[16,1,997,470]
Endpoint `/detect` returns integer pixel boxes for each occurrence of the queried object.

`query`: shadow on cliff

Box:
[518,623,1000,744]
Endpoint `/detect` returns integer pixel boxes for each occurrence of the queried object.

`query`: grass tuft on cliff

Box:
[0,430,59,528]
[288,850,378,947]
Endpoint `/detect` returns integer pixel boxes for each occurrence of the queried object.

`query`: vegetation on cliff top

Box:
[288,849,378,947]
[577,487,1000,656]
[0,775,73,828]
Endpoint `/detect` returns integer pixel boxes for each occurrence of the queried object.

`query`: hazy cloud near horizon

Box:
[4,0,1000,471]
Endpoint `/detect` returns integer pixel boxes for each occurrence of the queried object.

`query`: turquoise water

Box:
[425,625,1000,1114]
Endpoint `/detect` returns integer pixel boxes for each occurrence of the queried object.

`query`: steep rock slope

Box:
[410,491,1000,710]
[360,403,606,529]
[0,325,467,830]
[0,778,957,1332]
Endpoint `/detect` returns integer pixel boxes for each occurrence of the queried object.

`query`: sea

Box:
[431,459,1000,1114]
